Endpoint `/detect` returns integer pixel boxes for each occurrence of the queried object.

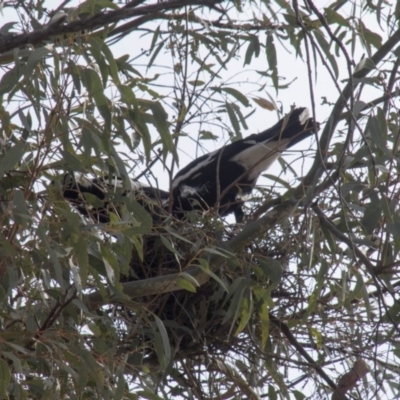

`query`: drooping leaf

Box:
[313,29,339,79]
[252,96,276,110]
[0,358,11,399]
[0,142,27,178]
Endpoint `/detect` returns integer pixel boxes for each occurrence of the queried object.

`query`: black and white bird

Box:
[61,107,317,223]
[171,107,318,221]
[62,174,169,223]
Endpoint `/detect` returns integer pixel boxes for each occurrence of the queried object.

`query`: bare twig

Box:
[270,313,338,392]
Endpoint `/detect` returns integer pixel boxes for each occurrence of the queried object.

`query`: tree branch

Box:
[312,203,377,276]
[295,27,400,199]
[0,0,223,54]
[269,313,338,392]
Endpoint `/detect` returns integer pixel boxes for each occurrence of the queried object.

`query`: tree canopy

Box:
[0,0,399,399]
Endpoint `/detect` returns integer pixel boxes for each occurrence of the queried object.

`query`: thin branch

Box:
[269,313,339,392]
[312,203,400,336]
[294,27,400,199]
[0,0,223,54]
[383,56,400,115]
[312,203,377,276]
[107,13,170,42]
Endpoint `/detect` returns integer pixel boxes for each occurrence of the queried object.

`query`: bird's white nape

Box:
[299,108,310,125]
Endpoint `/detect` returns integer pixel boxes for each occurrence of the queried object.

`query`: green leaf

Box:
[325,8,350,27]
[259,302,269,349]
[362,201,382,235]
[149,25,161,53]
[180,271,200,287]
[127,108,152,159]
[138,99,173,160]
[345,271,365,305]
[203,247,231,257]
[164,227,194,245]
[359,21,382,49]
[365,113,387,151]
[160,235,180,257]
[12,189,30,224]
[80,67,111,131]
[198,258,228,292]
[2,351,22,374]
[387,223,400,237]
[381,196,393,223]
[152,315,171,370]
[177,278,197,293]
[102,41,120,84]
[0,66,20,95]
[235,288,253,335]
[24,46,52,78]
[199,130,218,140]
[320,223,337,253]
[37,224,66,289]
[0,142,27,178]
[115,373,125,400]
[72,233,89,286]
[262,173,291,189]
[118,84,137,105]
[257,257,283,291]
[244,35,260,66]
[292,390,306,400]
[252,96,276,110]
[223,277,246,327]
[313,29,339,79]
[0,358,10,398]
[88,37,109,86]
[310,327,323,349]
[147,41,164,71]
[266,33,277,71]
[213,87,249,107]
[267,33,279,90]
[188,80,205,86]
[80,347,105,390]
[100,243,119,285]
[226,102,241,136]
[68,60,81,94]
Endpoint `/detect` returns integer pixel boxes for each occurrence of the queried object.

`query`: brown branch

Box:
[0,0,223,54]
[109,13,286,42]
[107,13,170,41]
[294,26,400,199]
[25,287,76,351]
[312,205,400,336]
[269,313,338,392]
[339,90,400,119]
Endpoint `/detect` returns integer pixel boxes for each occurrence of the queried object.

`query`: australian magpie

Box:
[61,108,317,223]
[171,107,318,222]
[62,174,169,223]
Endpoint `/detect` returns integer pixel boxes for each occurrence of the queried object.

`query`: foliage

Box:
[0,0,399,399]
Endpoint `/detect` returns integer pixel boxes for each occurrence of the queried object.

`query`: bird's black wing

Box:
[171,107,317,220]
